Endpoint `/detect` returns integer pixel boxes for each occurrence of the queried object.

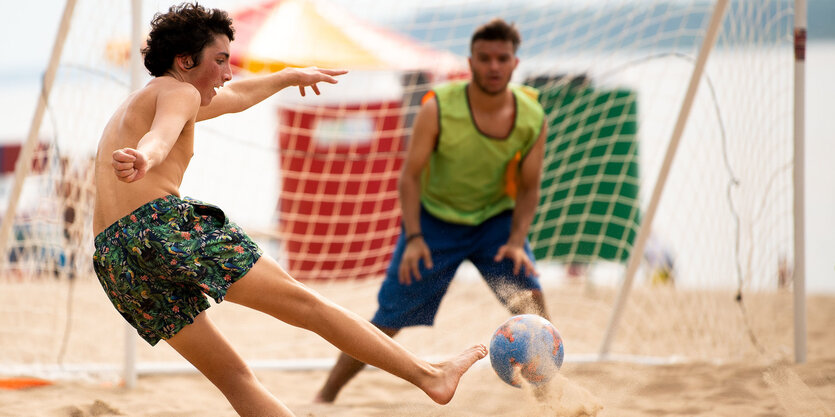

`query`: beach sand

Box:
[1,279,833,417]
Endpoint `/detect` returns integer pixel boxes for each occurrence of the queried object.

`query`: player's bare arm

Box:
[197,67,347,121]
[397,97,439,284]
[494,120,547,276]
[113,82,200,183]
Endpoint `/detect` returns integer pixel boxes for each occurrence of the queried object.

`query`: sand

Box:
[2,352,833,416]
[1,279,833,417]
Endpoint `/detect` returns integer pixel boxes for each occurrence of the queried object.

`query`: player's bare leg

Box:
[314,325,400,403]
[417,344,489,404]
[315,343,487,405]
[224,256,487,405]
[166,312,295,417]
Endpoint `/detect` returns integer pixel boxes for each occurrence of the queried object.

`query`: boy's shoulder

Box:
[146,76,200,97]
[131,77,201,115]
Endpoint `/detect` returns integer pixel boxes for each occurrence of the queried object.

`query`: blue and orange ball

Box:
[489,314,564,387]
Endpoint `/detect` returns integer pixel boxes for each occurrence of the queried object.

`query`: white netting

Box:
[0,0,796,382]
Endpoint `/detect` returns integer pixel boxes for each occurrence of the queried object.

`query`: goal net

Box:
[0,0,799,383]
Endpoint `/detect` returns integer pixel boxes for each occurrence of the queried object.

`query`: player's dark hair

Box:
[470,18,521,53]
[142,2,235,77]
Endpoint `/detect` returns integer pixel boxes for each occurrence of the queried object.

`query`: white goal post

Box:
[0,0,805,386]
[600,0,807,364]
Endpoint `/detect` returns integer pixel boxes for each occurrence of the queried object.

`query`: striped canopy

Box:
[229,0,464,73]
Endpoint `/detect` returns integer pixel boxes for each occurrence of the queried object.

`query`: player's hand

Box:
[399,237,433,285]
[112,148,148,183]
[287,67,349,96]
[494,244,538,277]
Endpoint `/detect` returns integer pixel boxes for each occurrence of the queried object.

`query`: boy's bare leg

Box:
[313,326,401,403]
[166,312,295,417]
[224,256,487,405]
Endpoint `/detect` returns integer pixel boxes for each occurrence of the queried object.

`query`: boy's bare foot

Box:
[421,344,488,405]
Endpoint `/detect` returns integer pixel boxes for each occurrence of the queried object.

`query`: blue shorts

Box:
[371,207,540,328]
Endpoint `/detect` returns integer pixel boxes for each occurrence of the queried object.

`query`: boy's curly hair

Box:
[142,2,235,77]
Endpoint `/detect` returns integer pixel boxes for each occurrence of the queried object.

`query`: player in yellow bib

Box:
[421,81,544,224]
[316,17,551,403]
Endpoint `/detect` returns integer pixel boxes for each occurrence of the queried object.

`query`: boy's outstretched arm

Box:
[197,67,347,121]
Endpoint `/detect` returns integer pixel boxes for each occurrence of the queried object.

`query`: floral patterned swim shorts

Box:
[92,195,262,345]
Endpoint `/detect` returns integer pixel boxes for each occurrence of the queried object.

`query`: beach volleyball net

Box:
[0,0,803,383]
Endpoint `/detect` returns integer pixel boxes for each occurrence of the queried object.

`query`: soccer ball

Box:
[489,314,564,387]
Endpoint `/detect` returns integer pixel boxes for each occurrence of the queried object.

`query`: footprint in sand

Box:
[64,400,122,417]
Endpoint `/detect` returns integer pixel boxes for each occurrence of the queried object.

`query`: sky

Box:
[1,0,833,294]
[2,0,478,71]
[3,0,833,74]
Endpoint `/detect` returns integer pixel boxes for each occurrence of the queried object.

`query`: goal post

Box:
[0,0,803,384]
[122,0,144,389]
[597,0,807,362]
[793,0,807,365]
[599,0,732,358]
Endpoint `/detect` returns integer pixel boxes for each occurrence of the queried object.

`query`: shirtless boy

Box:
[92,3,485,416]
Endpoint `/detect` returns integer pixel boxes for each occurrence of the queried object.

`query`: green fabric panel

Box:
[525,78,641,263]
